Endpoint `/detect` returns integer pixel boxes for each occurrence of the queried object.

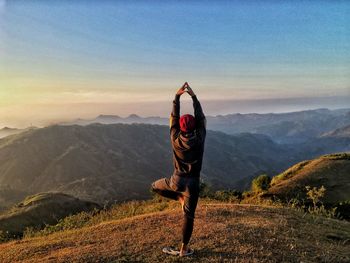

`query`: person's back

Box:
[151,82,206,257]
[170,90,206,177]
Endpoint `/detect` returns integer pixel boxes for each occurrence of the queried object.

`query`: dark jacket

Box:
[170,94,206,177]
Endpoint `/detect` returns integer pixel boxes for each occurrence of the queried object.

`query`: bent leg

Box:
[151,178,180,201]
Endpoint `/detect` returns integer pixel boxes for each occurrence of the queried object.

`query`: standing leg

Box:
[180,192,199,256]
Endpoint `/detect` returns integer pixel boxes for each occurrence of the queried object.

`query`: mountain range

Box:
[61,108,350,144]
[0,122,349,208]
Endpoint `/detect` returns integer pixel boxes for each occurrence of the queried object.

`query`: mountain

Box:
[0,123,349,208]
[207,108,350,143]
[0,124,298,206]
[0,201,349,262]
[63,108,350,143]
[267,153,350,205]
[65,114,168,126]
[0,192,100,236]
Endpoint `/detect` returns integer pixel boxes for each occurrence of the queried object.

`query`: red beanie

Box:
[180,114,196,133]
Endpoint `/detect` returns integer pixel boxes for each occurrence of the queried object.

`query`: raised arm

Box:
[187,86,206,130]
[170,83,187,139]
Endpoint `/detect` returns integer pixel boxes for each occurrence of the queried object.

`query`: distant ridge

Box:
[0,126,36,139]
[321,124,350,138]
[62,108,350,143]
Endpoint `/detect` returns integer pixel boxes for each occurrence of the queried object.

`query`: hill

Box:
[0,192,100,237]
[268,153,350,205]
[0,202,348,262]
[0,124,301,206]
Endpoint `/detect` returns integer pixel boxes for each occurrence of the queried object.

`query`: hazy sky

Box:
[0,0,349,127]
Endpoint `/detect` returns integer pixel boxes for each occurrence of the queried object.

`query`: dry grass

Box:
[0,202,349,263]
[268,154,350,205]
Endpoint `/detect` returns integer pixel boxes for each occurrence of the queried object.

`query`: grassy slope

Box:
[268,153,350,204]
[0,202,349,263]
[0,193,100,236]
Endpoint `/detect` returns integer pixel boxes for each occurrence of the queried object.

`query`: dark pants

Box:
[151,173,199,245]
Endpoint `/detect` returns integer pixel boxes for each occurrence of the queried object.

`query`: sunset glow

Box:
[0,0,349,127]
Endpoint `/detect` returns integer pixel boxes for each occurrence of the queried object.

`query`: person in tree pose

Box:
[151,82,206,257]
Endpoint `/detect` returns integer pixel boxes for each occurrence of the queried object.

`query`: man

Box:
[151,82,206,257]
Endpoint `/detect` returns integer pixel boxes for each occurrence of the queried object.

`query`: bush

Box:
[213,190,242,203]
[0,230,9,243]
[334,201,350,220]
[199,180,213,198]
[0,230,17,243]
[305,185,326,208]
[251,174,271,193]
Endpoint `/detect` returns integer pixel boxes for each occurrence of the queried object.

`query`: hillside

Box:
[0,186,27,213]
[0,192,100,236]
[268,153,350,205]
[322,124,350,138]
[0,124,301,207]
[0,127,29,139]
[0,202,349,262]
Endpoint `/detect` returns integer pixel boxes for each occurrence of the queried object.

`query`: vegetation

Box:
[212,190,242,202]
[0,192,99,239]
[271,160,311,185]
[335,201,350,220]
[23,199,176,239]
[306,185,326,208]
[325,152,350,160]
[251,174,271,193]
[267,153,350,206]
[0,151,349,262]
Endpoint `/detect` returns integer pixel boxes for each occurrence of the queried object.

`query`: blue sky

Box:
[0,0,349,126]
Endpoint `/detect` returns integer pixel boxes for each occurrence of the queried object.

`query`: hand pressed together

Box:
[176,82,196,97]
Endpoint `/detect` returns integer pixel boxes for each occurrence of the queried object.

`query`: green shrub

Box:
[199,180,213,198]
[213,190,242,203]
[251,174,271,193]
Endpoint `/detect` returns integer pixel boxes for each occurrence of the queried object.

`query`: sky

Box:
[0,0,349,127]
